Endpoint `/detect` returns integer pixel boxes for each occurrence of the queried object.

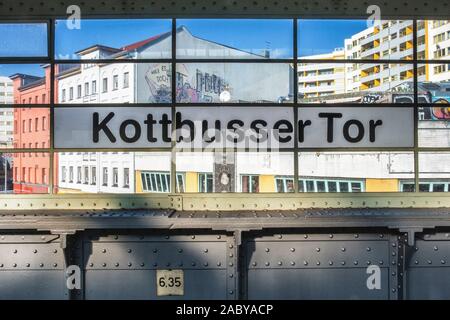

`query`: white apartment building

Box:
[0,76,14,148]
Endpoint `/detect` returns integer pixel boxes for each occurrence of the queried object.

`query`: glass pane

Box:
[176,63,292,103]
[176,19,293,59]
[419,152,450,192]
[55,19,171,59]
[298,20,413,60]
[177,151,293,193]
[299,152,414,192]
[416,21,450,60]
[0,23,47,57]
[56,63,171,104]
[55,152,172,193]
[298,63,414,103]
[0,108,50,150]
[1,152,50,194]
[0,64,49,105]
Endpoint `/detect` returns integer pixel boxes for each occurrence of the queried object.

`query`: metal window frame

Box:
[0,17,450,210]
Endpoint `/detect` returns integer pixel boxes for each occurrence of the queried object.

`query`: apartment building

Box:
[0,76,14,148]
[10,66,54,193]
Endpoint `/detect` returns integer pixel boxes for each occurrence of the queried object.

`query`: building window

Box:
[28,119,32,132]
[92,80,97,94]
[275,177,295,193]
[35,118,38,132]
[113,75,119,90]
[241,175,259,193]
[69,87,73,100]
[42,94,46,103]
[198,173,213,193]
[91,166,96,185]
[84,82,89,96]
[22,120,25,133]
[102,78,108,92]
[141,172,185,193]
[102,167,108,186]
[112,167,118,187]
[42,168,47,185]
[76,166,81,183]
[77,84,82,98]
[61,166,66,183]
[400,180,450,192]
[69,166,74,183]
[297,178,364,193]
[42,116,46,130]
[83,166,89,184]
[123,72,129,88]
[61,89,66,102]
[123,168,130,188]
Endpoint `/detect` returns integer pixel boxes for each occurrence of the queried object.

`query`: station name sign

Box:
[54,106,414,149]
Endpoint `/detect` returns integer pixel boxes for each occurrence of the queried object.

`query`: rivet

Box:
[329,234,333,238]
[153,249,158,253]
[367,261,371,265]
[0,264,3,267]
[33,249,37,254]
[191,235,195,239]
[304,235,308,239]
[291,261,295,266]
[379,261,384,265]
[354,234,359,238]
[115,263,119,267]
[354,261,358,265]
[229,290,234,295]
[217,235,221,239]
[341,261,345,265]
[434,246,438,251]
[303,261,308,266]
[392,243,396,247]
[441,260,446,264]
[40,263,44,267]
[12,263,17,267]
[229,253,234,258]
[329,261,333,265]
[252,262,257,266]
[102,249,106,253]
[278,235,282,239]
[278,261,282,266]
[290,248,295,252]
[204,262,208,267]
[128,262,132,267]
[153,263,158,267]
[316,261,320,266]
[13,249,17,254]
[178,249,183,253]
[204,249,208,253]
[127,249,132,253]
[229,244,234,249]
[341,247,346,252]
[427,260,432,265]
[392,288,396,292]
[26,263,30,267]
[392,252,396,256]
[229,262,233,267]
[392,271,396,276]
[265,248,270,252]
[265,262,270,266]
[102,263,106,267]
[414,260,419,264]
[316,248,320,252]
[89,263,94,267]
[53,249,58,254]
[53,263,58,267]
[217,262,221,267]
[366,247,371,252]
[229,274,233,278]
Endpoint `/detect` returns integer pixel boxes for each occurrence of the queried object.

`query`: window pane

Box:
[416,21,450,61]
[177,151,293,193]
[419,152,450,192]
[0,23,47,57]
[299,20,413,60]
[176,63,292,103]
[299,152,414,192]
[0,64,48,105]
[176,19,293,59]
[0,108,50,150]
[55,152,174,194]
[56,63,171,104]
[55,19,171,59]
[1,152,50,194]
[298,63,414,103]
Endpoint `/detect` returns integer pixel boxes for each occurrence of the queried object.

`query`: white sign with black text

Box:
[54,106,414,149]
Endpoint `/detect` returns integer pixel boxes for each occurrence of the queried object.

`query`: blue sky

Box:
[0,19,366,77]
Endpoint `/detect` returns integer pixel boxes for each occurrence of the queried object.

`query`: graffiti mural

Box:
[431,97,450,120]
[361,94,382,103]
[143,63,172,103]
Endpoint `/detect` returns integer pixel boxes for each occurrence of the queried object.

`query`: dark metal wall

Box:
[1,228,448,300]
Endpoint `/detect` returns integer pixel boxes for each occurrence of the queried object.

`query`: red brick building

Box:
[10,65,57,193]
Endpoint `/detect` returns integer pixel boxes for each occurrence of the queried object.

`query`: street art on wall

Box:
[431,97,450,120]
[143,63,172,103]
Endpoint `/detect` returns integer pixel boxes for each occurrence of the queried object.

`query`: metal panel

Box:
[82,233,231,300]
[406,233,450,299]
[244,232,397,300]
[0,234,67,300]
